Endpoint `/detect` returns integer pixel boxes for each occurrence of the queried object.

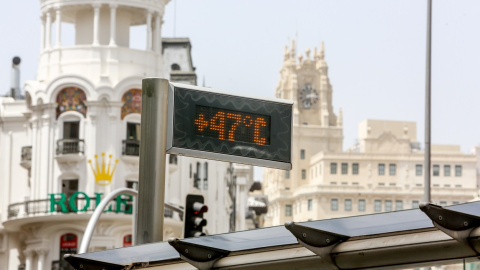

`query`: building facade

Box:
[263,42,478,227]
[0,1,253,269]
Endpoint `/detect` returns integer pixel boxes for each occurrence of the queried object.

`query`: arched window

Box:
[56,87,87,119]
[121,89,142,119]
[171,63,181,71]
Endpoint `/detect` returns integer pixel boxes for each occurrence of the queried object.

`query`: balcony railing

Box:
[122,140,140,156]
[7,197,181,220]
[8,197,132,219]
[56,139,85,155]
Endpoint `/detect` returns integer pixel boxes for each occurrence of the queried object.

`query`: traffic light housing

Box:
[184,194,208,238]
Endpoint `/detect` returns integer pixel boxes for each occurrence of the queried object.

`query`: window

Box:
[378,163,385,175]
[124,122,141,156]
[345,199,352,211]
[300,149,305,159]
[64,121,80,139]
[203,162,208,190]
[285,170,290,179]
[385,200,392,211]
[444,165,451,177]
[301,169,306,180]
[171,63,181,71]
[358,199,366,211]
[433,165,440,176]
[352,163,359,175]
[455,165,462,177]
[126,122,141,141]
[374,200,382,212]
[285,205,292,216]
[189,164,192,178]
[412,200,419,209]
[126,180,138,189]
[331,199,338,211]
[194,162,201,188]
[341,163,348,174]
[308,199,313,211]
[389,164,396,176]
[330,163,337,174]
[439,201,447,207]
[395,200,403,210]
[453,201,459,205]
[169,154,178,164]
[415,164,423,176]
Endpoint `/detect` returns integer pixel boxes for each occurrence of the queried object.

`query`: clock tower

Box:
[263,41,343,226]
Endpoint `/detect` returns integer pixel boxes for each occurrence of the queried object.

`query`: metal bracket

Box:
[420,203,480,254]
[168,238,229,270]
[285,221,349,269]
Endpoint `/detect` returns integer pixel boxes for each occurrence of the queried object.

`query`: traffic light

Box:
[184,194,208,238]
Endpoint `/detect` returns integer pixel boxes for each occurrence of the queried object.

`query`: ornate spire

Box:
[320,41,325,59]
[290,40,296,60]
[337,107,343,127]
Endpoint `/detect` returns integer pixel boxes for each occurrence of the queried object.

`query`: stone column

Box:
[154,12,161,53]
[45,10,52,49]
[36,248,48,270]
[92,4,101,45]
[146,10,152,50]
[55,7,62,48]
[109,4,118,46]
[24,249,34,270]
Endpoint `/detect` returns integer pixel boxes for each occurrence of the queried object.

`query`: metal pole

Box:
[136,78,169,244]
[79,188,138,254]
[424,0,432,203]
[132,182,138,245]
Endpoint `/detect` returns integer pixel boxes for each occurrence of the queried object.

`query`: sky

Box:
[2,0,480,160]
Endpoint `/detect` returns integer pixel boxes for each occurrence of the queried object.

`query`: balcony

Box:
[20,146,32,169]
[7,196,132,219]
[56,139,85,155]
[122,140,140,156]
[56,139,85,163]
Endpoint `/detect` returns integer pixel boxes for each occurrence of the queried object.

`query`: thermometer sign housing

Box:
[166,83,292,170]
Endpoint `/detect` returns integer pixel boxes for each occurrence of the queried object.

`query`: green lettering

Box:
[69,192,90,212]
[94,192,112,212]
[116,195,132,213]
[50,193,68,213]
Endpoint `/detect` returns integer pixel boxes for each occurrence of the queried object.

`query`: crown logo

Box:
[88,153,119,186]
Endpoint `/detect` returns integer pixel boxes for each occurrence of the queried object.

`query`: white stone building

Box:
[263,41,478,227]
[0,1,253,269]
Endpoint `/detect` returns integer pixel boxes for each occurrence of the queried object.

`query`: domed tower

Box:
[24,0,170,200]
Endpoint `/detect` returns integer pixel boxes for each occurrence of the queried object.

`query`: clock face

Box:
[298,84,319,109]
